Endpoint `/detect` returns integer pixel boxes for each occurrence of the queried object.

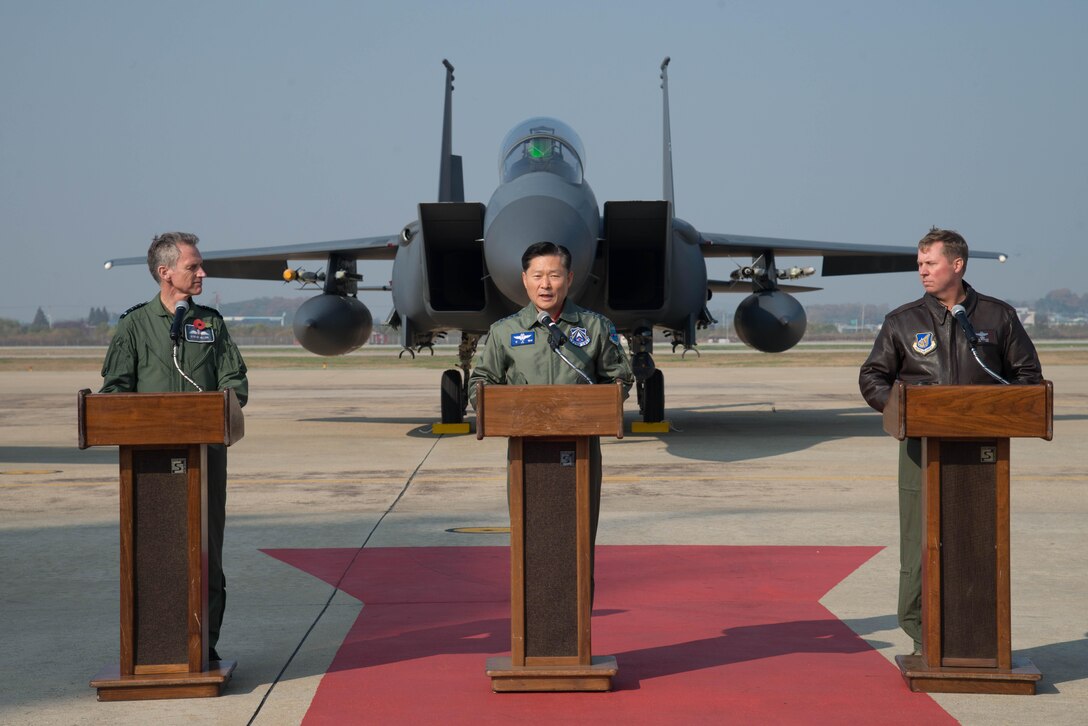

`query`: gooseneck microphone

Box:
[950,304,979,346]
[169,299,190,343]
[537,310,568,349]
[536,310,592,384]
[168,298,205,392]
[951,303,1009,384]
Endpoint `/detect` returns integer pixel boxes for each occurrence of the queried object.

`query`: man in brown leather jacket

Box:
[859,227,1042,654]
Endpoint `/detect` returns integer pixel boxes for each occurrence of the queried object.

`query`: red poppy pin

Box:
[193,319,206,330]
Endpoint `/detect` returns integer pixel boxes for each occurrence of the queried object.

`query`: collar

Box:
[924,281,976,319]
[151,295,195,318]
[519,299,582,328]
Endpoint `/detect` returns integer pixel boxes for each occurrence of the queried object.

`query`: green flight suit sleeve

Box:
[212,322,249,407]
[100,318,138,393]
[593,319,633,399]
[467,327,508,410]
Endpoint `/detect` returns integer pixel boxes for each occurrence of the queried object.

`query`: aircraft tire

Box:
[643,369,665,423]
[440,369,464,424]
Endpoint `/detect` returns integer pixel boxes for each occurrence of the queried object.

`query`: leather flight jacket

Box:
[859,281,1042,412]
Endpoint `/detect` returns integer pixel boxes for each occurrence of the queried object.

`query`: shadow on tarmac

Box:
[0,445,117,465]
[612,618,873,690]
[1019,636,1088,694]
[295,405,889,464]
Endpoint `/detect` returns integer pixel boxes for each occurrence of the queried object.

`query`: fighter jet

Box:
[105,58,1005,425]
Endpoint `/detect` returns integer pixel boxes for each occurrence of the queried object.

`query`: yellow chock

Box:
[631,421,670,434]
[432,422,472,435]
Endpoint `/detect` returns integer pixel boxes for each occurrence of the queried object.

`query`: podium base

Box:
[486,656,617,692]
[91,660,236,701]
[895,655,1040,695]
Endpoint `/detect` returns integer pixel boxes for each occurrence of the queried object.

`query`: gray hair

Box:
[147,232,199,282]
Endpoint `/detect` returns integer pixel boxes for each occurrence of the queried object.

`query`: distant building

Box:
[222,314,287,326]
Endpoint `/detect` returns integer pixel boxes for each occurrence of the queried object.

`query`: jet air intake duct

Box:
[293,294,374,356]
[733,291,807,353]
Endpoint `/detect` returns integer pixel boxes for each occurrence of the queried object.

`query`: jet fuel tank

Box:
[292,294,373,356]
[733,290,807,353]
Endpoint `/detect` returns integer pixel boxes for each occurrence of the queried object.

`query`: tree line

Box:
[3,290,1087,346]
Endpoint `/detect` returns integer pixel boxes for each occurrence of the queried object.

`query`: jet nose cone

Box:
[484,194,596,305]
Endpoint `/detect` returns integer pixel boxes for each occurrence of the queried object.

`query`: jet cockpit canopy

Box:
[499,117,585,185]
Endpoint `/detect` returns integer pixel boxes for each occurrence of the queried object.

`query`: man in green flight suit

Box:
[100,231,248,663]
[468,241,633,591]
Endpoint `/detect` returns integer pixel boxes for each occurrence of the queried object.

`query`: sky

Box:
[1,0,1085,324]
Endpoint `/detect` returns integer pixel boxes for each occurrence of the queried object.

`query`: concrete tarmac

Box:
[1,359,1085,724]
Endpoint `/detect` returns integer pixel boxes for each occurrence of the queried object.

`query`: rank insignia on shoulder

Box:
[912,332,936,355]
[511,331,535,347]
[118,302,146,319]
[185,324,216,344]
[569,327,590,347]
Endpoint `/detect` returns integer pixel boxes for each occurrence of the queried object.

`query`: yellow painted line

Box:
[0,469,61,475]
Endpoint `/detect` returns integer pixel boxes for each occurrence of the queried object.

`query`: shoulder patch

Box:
[569,327,590,347]
[118,302,146,320]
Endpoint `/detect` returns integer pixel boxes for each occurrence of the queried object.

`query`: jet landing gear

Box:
[628,327,666,425]
[438,334,481,426]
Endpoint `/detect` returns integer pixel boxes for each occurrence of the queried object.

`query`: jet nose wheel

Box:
[440,369,466,424]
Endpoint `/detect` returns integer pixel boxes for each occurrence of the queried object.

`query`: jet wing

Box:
[707,279,822,293]
[105,235,399,281]
[700,232,1006,277]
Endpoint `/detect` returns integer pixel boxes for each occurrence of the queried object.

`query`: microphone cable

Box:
[969,345,1010,385]
[553,345,594,384]
[172,342,205,392]
[951,304,1009,384]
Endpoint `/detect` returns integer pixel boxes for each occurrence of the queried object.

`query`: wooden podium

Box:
[77,389,244,701]
[882,380,1052,694]
[476,383,623,692]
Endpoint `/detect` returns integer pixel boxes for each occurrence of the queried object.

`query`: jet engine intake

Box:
[733,290,807,353]
[293,294,374,356]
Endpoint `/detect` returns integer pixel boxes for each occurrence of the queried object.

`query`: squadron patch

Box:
[185,322,215,344]
[568,327,590,347]
[510,331,535,347]
[608,324,621,346]
[912,332,936,355]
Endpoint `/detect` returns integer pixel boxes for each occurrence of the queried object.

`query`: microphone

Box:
[537,310,567,349]
[953,303,1009,384]
[169,299,189,344]
[950,304,979,346]
[536,310,592,383]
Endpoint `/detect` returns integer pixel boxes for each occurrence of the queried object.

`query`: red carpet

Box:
[261,546,955,725]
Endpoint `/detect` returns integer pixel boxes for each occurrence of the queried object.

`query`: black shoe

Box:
[209,647,221,662]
